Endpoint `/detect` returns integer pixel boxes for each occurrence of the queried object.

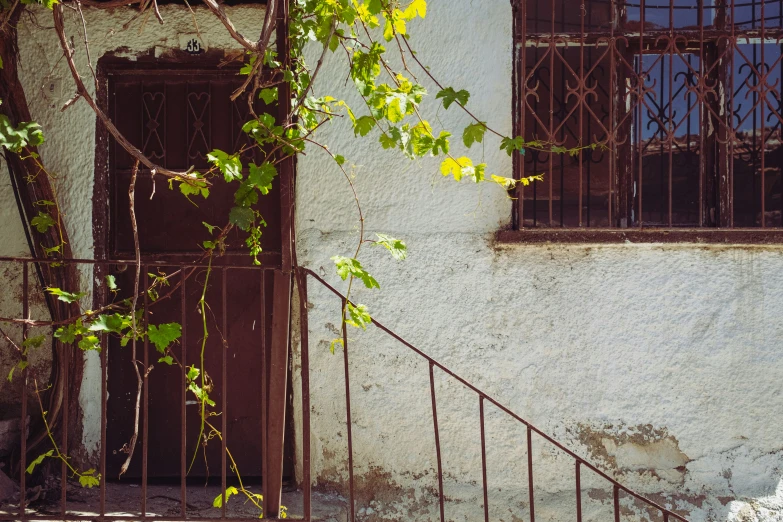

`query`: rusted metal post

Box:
[429,362,445,522]
[19,262,28,520]
[263,270,292,518]
[298,269,312,519]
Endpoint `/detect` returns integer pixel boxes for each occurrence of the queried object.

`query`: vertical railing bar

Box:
[549,0,556,226]
[141,267,149,517]
[299,270,311,520]
[221,266,228,519]
[19,262,28,521]
[180,265,187,519]
[100,278,110,519]
[429,362,445,522]
[519,0,528,227]
[613,484,621,522]
[100,264,108,520]
[698,0,706,227]
[668,7,674,227]
[527,425,535,522]
[609,0,616,226]
[578,0,586,227]
[639,0,646,228]
[575,460,582,522]
[61,285,69,519]
[260,270,268,502]
[341,298,356,522]
[760,0,766,227]
[479,396,489,522]
[730,0,736,227]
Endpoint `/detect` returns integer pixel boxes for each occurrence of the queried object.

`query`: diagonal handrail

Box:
[301,267,690,522]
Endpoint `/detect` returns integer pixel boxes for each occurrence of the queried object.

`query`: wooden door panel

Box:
[105,68,280,479]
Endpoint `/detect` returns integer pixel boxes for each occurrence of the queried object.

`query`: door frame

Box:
[91,54,295,491]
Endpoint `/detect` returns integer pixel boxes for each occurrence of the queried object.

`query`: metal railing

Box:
[299,268,690,522]
[0,257,691,521]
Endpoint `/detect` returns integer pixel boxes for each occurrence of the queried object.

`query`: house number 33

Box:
[185,38,202,54]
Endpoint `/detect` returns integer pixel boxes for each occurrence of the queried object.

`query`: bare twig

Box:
[118,160,142,479]
[228,0,278,101]
[0,0,21,33]
[52,4,205,185]
[74,0,98,93]
[202,0,258,52]
[0,325,22,354]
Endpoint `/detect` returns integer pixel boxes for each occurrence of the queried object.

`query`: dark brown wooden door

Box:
[104,68,281,479]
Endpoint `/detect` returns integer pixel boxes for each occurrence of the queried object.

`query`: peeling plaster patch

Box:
[577,423,690,484]
[727,480,783,522]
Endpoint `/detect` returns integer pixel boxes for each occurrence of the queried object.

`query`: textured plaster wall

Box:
[292,1,783,521]
[2,1,781,521]
[6,3,265,459]
[0,165,52,422]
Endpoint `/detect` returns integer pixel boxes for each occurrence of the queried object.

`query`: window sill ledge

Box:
[496,228,783,245]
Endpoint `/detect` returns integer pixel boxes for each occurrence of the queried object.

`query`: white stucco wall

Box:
[1,1,781,521]
[0,165,52,421]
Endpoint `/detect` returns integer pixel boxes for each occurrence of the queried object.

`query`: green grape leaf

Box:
[212,486,239,508]
[88,314,125,334]
[331,256,380,289]
[258,87,278,104]
[46,287,85,304]
[353,116,376,137]
[367,0,383,15]
[500,136,526,156]
[22,335,46,349]
[403,0,427,19]
[229,206,255,231]
[186,365,200,382]
[0,115,44,153]
[440,156,475,182]
[463,122,487,148]
[247,162,277,195]
[78,335,101,352]
[435,87,469,110]
[26,449,54,474]
[147,323,182,354]
[105,274,118,291]
[345,302,372,330]
[330,338,344,354]
[207,150,243,182]
[30,212,55,233]
[78,470,100,488]
[374,234,407,260]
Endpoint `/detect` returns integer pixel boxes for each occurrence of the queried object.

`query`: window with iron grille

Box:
[512,0,783,230]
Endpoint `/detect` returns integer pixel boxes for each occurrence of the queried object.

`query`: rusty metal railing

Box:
[299,267,691,522]
[0,256,289,521]
[0,257,691,521]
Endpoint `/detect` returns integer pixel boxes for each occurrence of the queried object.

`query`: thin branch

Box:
[0,0,20,33]
[74,0,98,94]
[118,160,142,479]
[202,0,258,52]
[0,325,22,354]
[401,36,506,139]
[52,4,205,185]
